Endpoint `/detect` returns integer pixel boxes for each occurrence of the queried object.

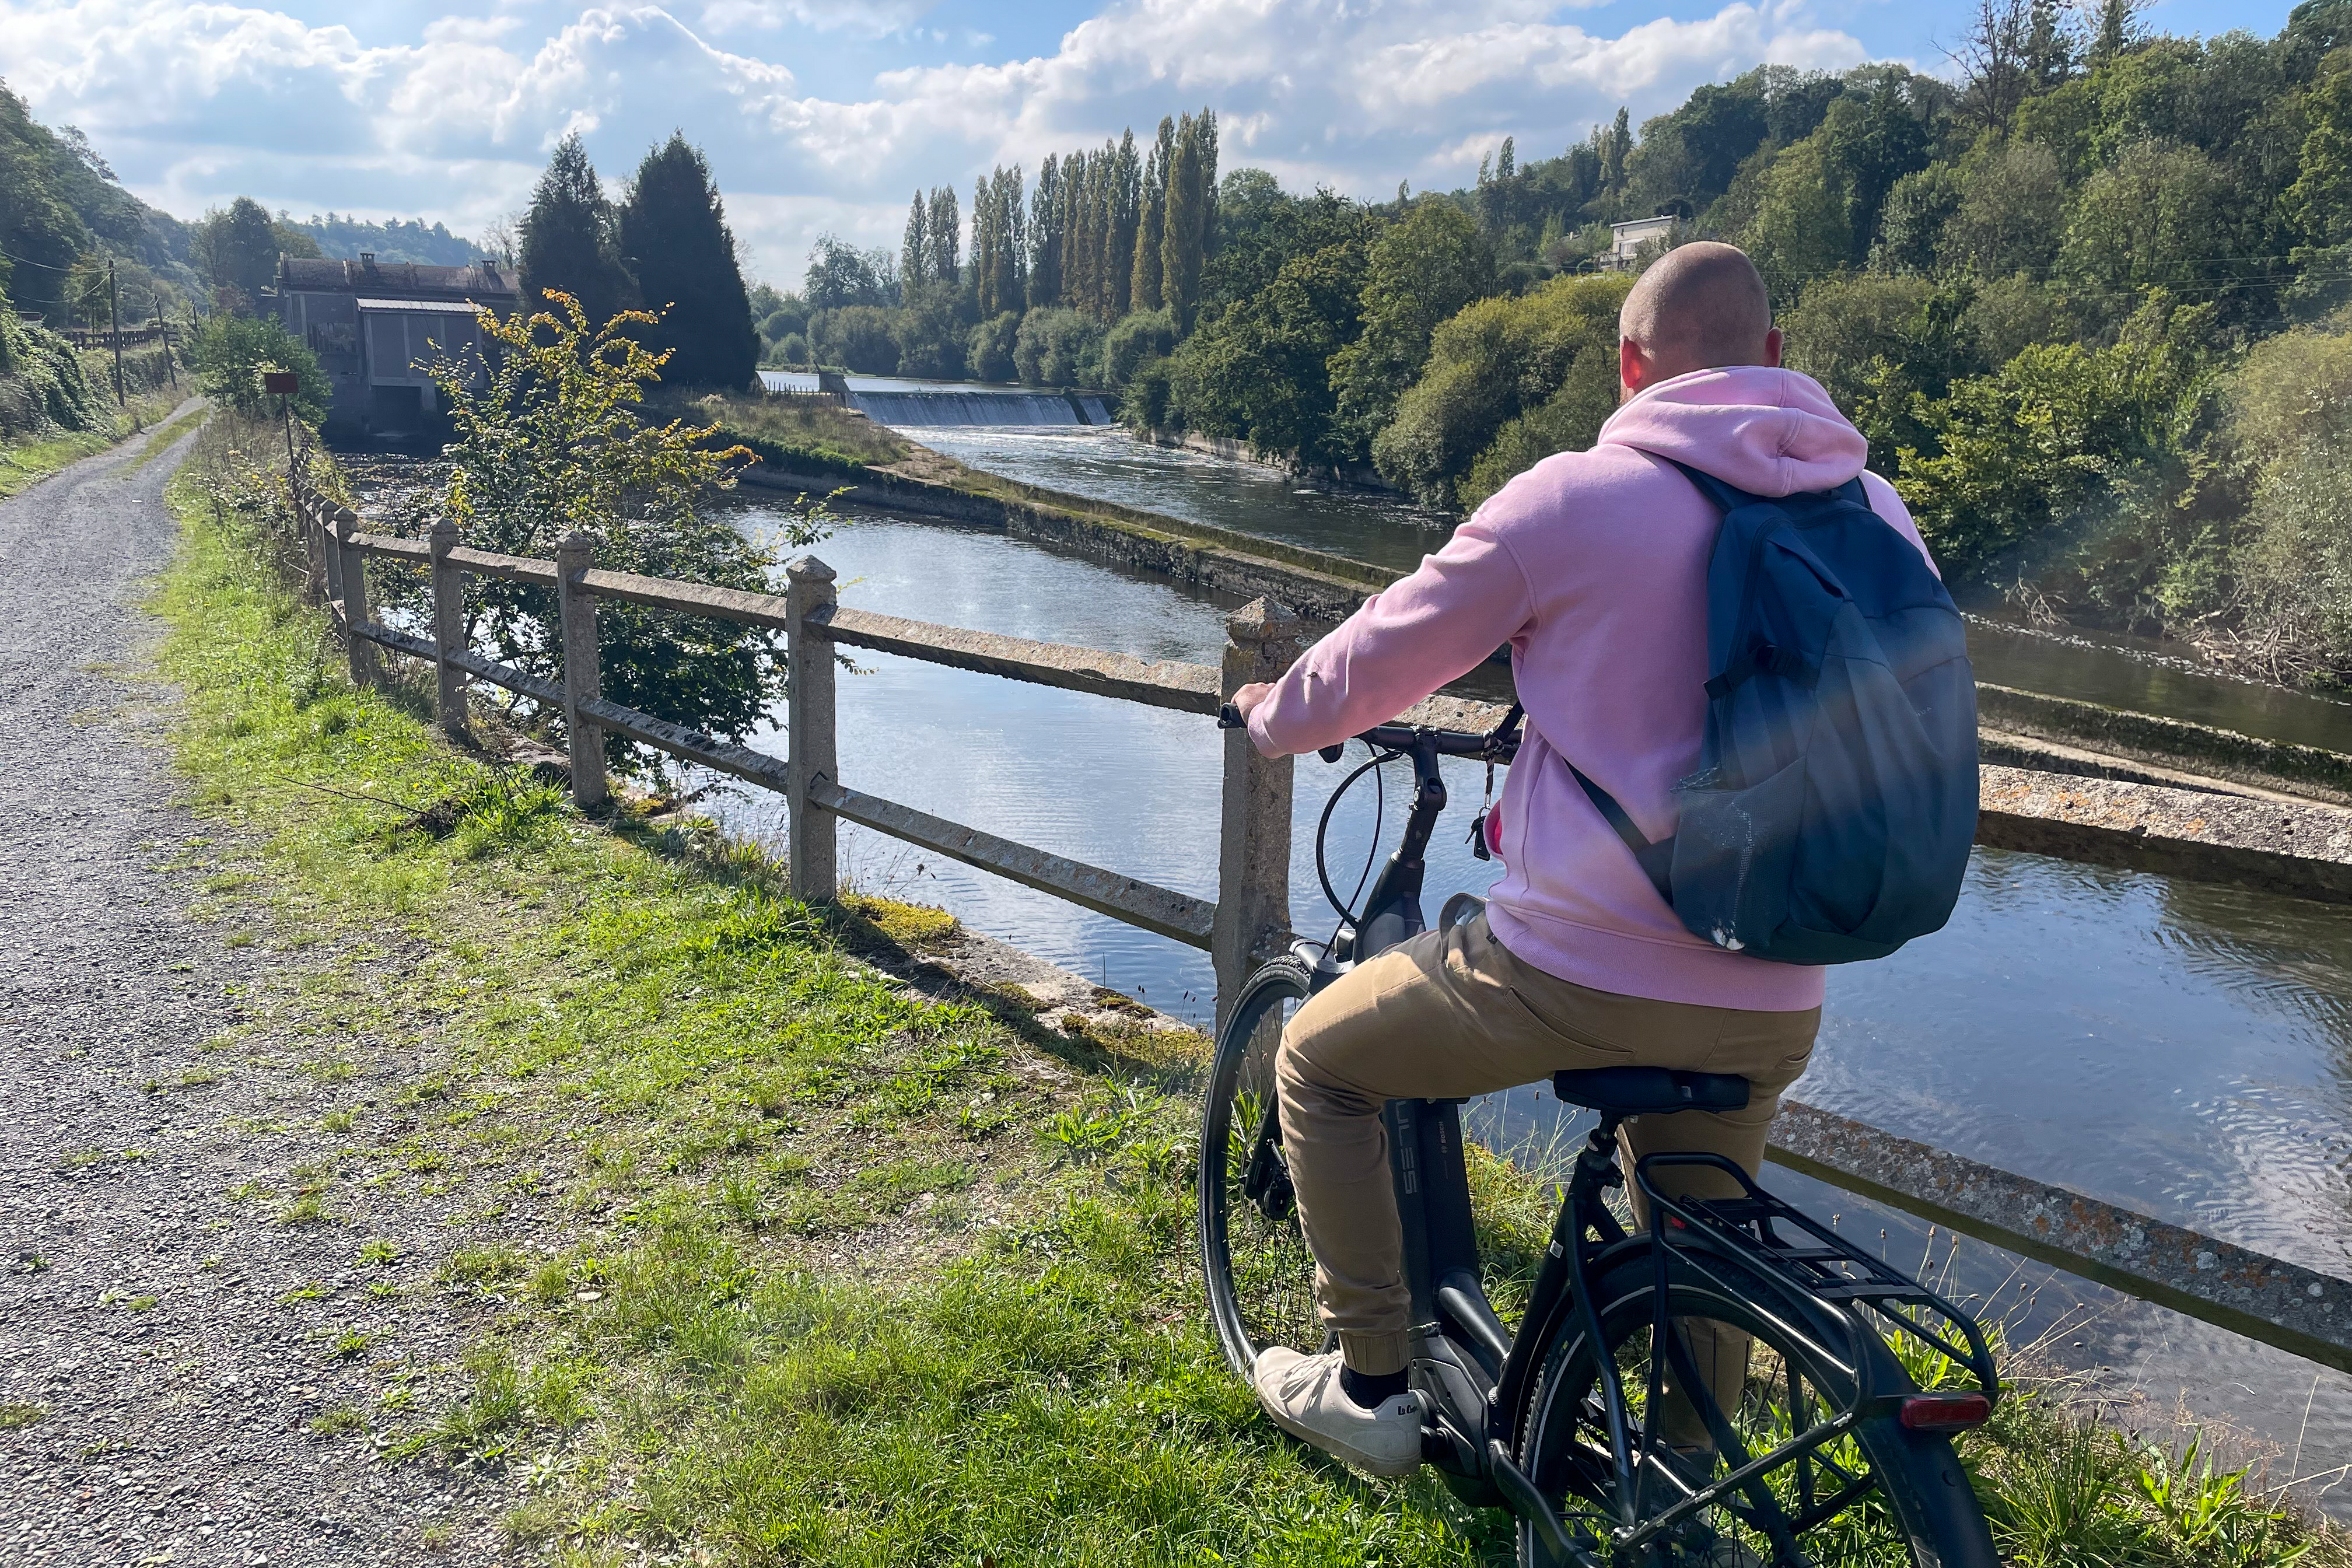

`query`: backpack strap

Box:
[1564,762,1675,905]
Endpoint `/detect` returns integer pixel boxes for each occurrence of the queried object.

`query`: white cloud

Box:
[0,0,1871,286]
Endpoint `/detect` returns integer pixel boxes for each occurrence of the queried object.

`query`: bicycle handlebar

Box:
[1216,703,1521,764]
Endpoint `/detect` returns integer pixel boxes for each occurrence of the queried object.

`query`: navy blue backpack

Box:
[1566,461,1978,965]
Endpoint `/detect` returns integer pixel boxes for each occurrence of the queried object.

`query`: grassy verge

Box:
[682,389,909,477]
[0,385,183,499]
[157,416,2350,1566]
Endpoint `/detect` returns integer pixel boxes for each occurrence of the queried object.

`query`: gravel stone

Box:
[0,417,506,1564]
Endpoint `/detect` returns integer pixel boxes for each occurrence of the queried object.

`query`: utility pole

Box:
[106,259,125,406]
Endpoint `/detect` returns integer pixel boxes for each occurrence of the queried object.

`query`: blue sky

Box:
[0,0,2301,289]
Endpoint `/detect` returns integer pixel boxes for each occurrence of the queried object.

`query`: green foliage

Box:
[289,213,478,267]
[1741,134,1853,303]
[0,279,105,438]
[425,293,818,775]
[1101,307,1175,390]
[618,134,758,391]
[191,197,317,316]
[1012,307,1104,387]
[802,235,896,310]
[1168,226,1374,466]
[811,304,899,374]
[891,281,969,379]
[1372,272,1630,509]
[967,310,1020,382]
[0,82,195,322]
[187,315,330,424]
[1328,199,1495,456]
[517,134,636,331]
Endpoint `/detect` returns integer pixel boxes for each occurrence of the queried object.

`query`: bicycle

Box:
[1198,705,2002,1567]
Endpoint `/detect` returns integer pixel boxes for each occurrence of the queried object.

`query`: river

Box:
[710,411,2352,1499]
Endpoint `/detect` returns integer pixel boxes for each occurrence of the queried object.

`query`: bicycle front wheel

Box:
[1198,957,1320,1381]
[1514,1247,1996,1568]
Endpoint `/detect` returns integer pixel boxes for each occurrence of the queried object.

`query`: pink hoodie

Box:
[1246,365,1938,1013]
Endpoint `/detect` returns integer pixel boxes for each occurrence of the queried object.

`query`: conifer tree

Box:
[519,133,636,331]
[901,191,930,289]
[1131,118,1172,312]
[615,132,755,388]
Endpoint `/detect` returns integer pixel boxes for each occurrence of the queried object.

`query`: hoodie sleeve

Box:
[1246,510,1536,758]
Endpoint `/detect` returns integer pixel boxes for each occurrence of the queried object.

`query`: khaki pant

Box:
[1275,914,1819,1443]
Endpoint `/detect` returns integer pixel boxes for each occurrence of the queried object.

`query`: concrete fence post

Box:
[321,498,346,609]
[1214,598,1303,1030]
[785,554,839,902]
[332,511,376,689]
[428,517,469,743]
[555,531,608,810]
[300,489,327,606]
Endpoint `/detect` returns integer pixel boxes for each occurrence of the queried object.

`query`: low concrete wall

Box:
[740,461,1390,621]
[1979,684,2352,806]
[1977,764,2352,903]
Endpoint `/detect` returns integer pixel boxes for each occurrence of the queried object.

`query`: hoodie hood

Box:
[1596,365,1867,498]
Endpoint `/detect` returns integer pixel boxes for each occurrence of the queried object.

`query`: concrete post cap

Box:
[555,530,597,556]
[785,554,838,583]
[428,517,458,551]
[1226,597,1304,643]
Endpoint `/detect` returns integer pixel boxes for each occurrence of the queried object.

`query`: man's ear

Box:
[1619,337,1648,394]
[1762,326,1784,369]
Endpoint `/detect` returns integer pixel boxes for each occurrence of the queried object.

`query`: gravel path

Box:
[0,415,505,1566]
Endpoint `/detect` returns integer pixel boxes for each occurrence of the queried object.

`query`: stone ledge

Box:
[1978,764,2352,903]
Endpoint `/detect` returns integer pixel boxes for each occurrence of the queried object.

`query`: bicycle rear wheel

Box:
[1514,1247,1996,1568]
[1198,957,1320,1381]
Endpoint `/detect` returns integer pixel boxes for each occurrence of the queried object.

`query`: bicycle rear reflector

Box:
[1897,1392,1992,1432]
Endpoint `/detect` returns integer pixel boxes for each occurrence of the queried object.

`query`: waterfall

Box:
[849,390,1111,427]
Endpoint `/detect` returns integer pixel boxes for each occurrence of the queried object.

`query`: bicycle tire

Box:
[1514,1247,1997,1568]
[1198,957,1320,1381]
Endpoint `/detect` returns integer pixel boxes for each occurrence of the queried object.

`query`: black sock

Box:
[1340,1365,1408,1410]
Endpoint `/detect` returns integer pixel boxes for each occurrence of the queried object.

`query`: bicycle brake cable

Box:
[1315,741,1394,929]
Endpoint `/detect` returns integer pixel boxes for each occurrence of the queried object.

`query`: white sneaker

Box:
[1251,1346,1423,1478]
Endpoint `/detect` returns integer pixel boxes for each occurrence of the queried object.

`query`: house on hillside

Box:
[1603,216,1677,272]
[272,254,518,435]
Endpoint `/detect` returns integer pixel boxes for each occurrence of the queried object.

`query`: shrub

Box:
[187,315,331,424]
[967,312,1020,382]
[1012,307,1103,387]
[810,306,898,375]
[1102,308,1175,390]
[0,284,103,438]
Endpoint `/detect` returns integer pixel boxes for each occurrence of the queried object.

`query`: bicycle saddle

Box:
[1551,1066,1751,1115]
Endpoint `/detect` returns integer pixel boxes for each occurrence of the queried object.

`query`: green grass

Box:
[0,387,183,498]
[150,412,2350,1568]
[680,388,910,476]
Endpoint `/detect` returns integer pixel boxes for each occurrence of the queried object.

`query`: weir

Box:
[847,388,1114,426]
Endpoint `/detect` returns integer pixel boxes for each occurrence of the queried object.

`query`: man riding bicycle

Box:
[1227,243,1943,1479]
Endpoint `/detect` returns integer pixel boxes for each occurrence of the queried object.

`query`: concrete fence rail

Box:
[284,471,2352,1378]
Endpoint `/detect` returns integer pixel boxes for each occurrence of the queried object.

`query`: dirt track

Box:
[0,414,502,1565]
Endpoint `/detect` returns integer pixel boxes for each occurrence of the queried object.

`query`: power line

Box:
[0,246,84,275]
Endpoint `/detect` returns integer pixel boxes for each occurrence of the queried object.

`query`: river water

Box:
[706,414,2352,1497]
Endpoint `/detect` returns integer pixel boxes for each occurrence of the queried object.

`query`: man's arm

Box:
[1240,511,1536,758]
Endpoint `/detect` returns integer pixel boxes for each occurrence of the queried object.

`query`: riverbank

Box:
[127,416,2352,1563]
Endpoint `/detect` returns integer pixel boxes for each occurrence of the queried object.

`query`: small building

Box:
[273,254,518,435]
[1603,216,1678,272]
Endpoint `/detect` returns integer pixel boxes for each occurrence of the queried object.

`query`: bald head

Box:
[1618,242,1777,393]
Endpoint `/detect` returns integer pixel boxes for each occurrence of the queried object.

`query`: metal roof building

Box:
[274,254,519,435]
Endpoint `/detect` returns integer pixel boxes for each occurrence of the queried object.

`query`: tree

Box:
[926,185,960,285]
[901,191,930,289]
[1030,153,1063,309]
[2058,138,2236,300]
[1329,200,1495,457]
[187,314,331,422]
[2291,66,2352,251]
[191,197,318,314]
[1131,118,1173,311]
[803,236,895,309]
[424,292,814,776]
[1742,136,1853,302]
[615,133,757,390]
[1161,110,1219,330]
[973,166,1026,317]
[517,135,635,331]
[1952,0,2035,133]
[1937,139,2066,278]
[2084,0,2149,65]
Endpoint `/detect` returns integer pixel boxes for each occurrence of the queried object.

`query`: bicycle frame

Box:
[1271,719,1998,1566]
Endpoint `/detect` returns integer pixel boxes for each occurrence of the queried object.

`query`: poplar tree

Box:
[1029,154,1062,309]
[1130,118,1172,311]
[615,132,755,388]
[901,191,930,288]
[1160,109,1218,331]
[518,133,636,331]
[1108,128,1141,317]
[926,186,960,284]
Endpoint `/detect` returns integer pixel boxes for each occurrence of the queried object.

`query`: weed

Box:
[326,1327,375,1359]
[278,1193,333,1226]
[301,1056,356,1084]
[440,1242,526,1287]
[0,1402,46,1430]
[321,1108,357,1133]
[366,1280,401,1300]
[357,1238,400,1267]
[126,1295,158,1312]
[279,1280,330,1303]
[309,1404,368,1436]
[58,1147,106,1170]
[225,930,257,948]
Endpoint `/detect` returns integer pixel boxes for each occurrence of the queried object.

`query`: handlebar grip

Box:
[1217,703,1244,729]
